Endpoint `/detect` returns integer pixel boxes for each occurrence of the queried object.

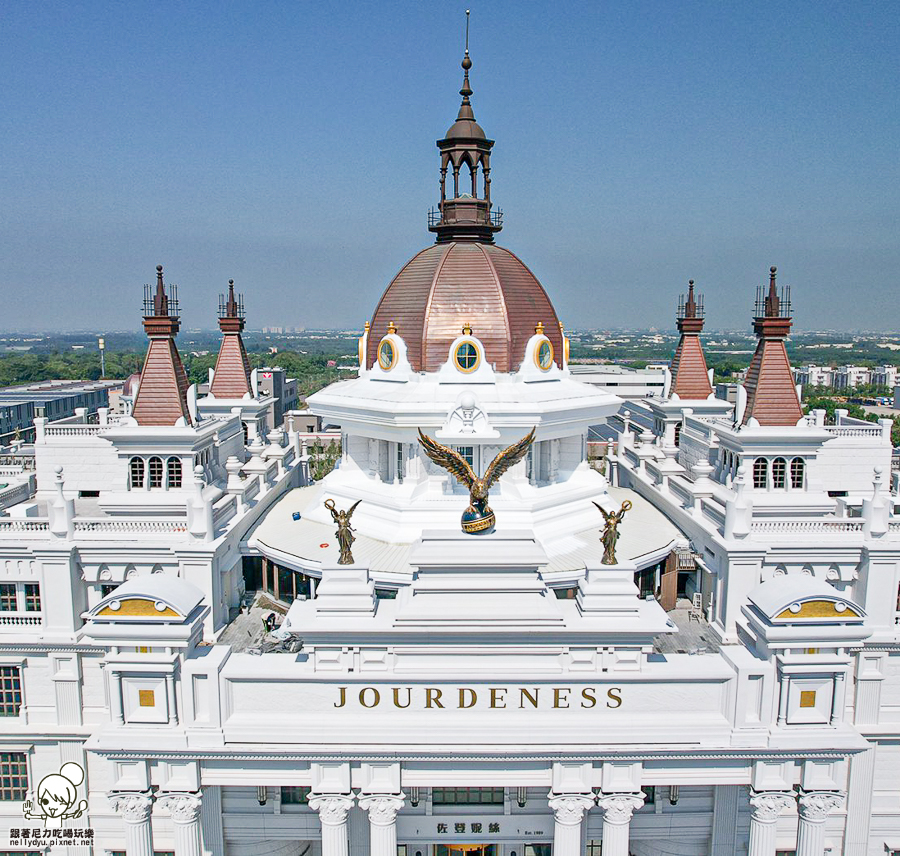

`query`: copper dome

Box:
[366,241,563,373]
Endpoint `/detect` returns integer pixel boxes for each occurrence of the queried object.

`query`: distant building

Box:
[833,365,872,389]
[257,367,299,429]
[568,363,668,399]
[0,378,123,444]
[873,365,897,389]
[794,364,835,387]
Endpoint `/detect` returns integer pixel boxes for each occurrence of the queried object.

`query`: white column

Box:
[309,794,355,856]
[548,793,594,856]
[108,791,154,856]
[748,791,794,856]
[596,792,645,856]
[159,792,203,856]
[359,794,405,856]
[796,791,844,856]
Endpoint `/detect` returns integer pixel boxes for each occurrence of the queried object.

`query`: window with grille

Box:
[23,584,40,612]
[586,842,603,856]
[280,786,311,804]
[772,457,786,489]
[431,787,504,805]
[791,457,805,489]
[0,585,16,612]
[454,447,474,467]
[753,457,768,489]
[0,752,28,800]
[129,456,145,488]
[0,667,22,717]
[673,422,681,447]
[148,457,164,488]
[101,583,118,597]
[167,457,182,489]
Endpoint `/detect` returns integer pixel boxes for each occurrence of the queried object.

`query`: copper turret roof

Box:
[131,265,193,427]
[670,280,713,399]
[367,242,562,374]
[210,279,253,399]
[742,267,802,426]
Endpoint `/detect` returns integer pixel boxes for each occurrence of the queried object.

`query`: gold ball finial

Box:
[462,322,473,336]
[386,320,397,334]
[535,321,545,334]
[364,320,370,331]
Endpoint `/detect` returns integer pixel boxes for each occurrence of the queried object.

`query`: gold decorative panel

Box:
[775,600,859,621]
[799,690,817,708]
[97,598,179,618]
[138,689,155,707]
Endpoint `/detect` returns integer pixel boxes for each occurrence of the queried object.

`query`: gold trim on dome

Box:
[377,338,397,371]
[97,598,179,618]
[454,340,481,374]
[775,600,859,620]
[534,337,554,371]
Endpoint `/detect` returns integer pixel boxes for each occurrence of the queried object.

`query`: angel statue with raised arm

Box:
[417,427,536,533]
[593,499,632,565]
[324,498,361,564]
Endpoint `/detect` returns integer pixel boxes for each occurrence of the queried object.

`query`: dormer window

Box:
[535,338,554,371]
[378,339,396,371]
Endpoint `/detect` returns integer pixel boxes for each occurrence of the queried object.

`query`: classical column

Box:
[358,793,405,856]
[748,791,794,856]
[548,793,594,856]
[159,791,203,856]
[596,792,645,856]
[796,791,845,856]
[108,791,154,856]
[309,793,355,856]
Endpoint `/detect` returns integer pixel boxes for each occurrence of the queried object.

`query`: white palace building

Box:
[2,40,900,856]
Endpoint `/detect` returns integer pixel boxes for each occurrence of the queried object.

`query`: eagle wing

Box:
[482,427,536,490]
[417,429,476,487]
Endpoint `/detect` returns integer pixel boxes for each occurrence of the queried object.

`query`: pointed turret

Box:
[131,265,193,426]
[670,280,713,399]
[210,279,253,399]
[741,267,802,426]
[428,11,503,243]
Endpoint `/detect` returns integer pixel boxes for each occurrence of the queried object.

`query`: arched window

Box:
[753,457,768,489]
[129,457,144,489]
[791,457,805,489]
[148,456,164,489]
[674,423,682,448]
[242,422,249,445]
[772,457,787,489]
[166,457,182,489]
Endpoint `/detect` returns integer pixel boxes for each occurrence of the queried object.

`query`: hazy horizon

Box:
[3,2,898,332]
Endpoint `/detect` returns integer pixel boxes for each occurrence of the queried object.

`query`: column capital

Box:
[798,790,845,822]
[358,793,405,826]
[108,790,154,823]
[158,791,203,824]
[749,790,795,823]
[308,793,355,826]
[548,793,595,826]
[596,792,645,826]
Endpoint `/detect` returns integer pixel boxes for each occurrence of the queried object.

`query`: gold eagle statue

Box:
[417,427,536,533]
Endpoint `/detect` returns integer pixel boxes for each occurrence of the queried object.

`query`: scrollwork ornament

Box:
[108,791,153,823]
[749,790,795,822]
[358,793,405,826]
[596,792,645,825]
[547,793,595,826]
[158,791,203,824]
[308,794,354,827]
[798,790,845,821]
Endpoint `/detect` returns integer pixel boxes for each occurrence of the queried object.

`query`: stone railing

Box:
[0,480,33,510]
[668,478,693,508]
[750,518,865,534]
[0,615,42,626]
[823,425,885,438]
[701,499,726,528]
[73,518,189,536]
[888,521,900,533]
[0,519,51,535]
[212,494,237,528]
[42,424,109,438]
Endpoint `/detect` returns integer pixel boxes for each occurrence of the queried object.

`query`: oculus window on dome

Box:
[536,339,554,371]
[378,339,397,371]
[455,340,480,373]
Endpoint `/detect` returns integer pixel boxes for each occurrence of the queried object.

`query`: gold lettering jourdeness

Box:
[324,498,361,565]
[417,427,536,533]
[593,500,632,565]
[333,686,623,710]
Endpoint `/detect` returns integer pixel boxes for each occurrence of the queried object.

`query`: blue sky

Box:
[2,1,898,332]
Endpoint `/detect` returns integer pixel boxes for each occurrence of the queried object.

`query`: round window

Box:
[536,339,554,370]
[455,341,480,373]
[378,339,396,370]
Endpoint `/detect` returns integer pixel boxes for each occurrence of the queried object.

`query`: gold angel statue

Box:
[593,500,632,565]
[417,428,536,533]
[324,498,361,564]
